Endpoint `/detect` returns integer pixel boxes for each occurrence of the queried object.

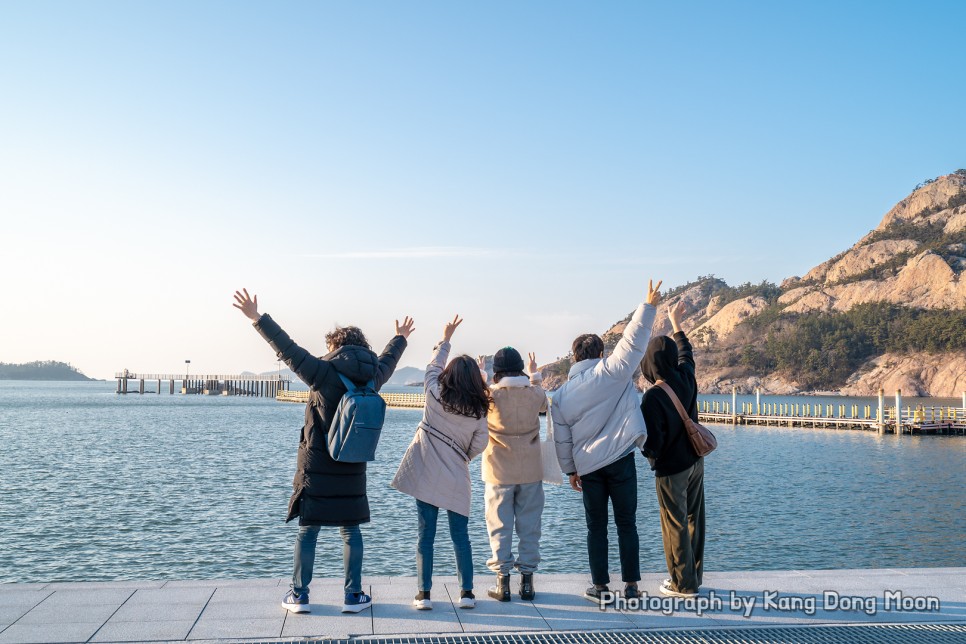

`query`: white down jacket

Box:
[391,341,489,517]
[551,302,656,476]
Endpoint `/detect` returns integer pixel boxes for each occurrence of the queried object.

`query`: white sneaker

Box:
[458,591,476,609]
[659,584,697,598]
[413,592,433,610]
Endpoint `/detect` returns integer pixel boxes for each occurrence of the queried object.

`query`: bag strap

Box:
[656,381,691,424]
[336,372,375,392]
[420,421,470,462]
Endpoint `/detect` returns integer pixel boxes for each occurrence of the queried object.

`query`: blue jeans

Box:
[416,500,473,592]
[291,524,363,595]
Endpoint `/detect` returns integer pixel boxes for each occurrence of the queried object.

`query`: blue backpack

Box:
[327,373,387,462]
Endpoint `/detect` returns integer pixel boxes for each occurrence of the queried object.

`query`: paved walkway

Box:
[1,568,963,643]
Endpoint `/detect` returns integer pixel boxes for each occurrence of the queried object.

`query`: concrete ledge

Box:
[0,568,963,643]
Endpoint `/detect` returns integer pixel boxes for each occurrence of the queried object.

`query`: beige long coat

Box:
[391,341,489,517]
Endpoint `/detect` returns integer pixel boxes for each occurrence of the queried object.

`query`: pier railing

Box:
[275,389,965,435]
[276,390,426,409]
[115,371,291,397]
[696,399,965,435]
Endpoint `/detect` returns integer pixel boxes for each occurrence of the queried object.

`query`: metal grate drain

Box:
[249,622,966,644]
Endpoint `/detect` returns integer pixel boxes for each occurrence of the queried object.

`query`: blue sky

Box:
[2,1,964,378]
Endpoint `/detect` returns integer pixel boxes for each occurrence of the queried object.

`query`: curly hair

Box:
[325,326,370,350]
[572,333,604,362]
[439,355,491,419]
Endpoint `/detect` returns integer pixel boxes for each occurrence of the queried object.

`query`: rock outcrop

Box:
[840,353,966,398]
[537,172,966,396]
[874,173,966,230]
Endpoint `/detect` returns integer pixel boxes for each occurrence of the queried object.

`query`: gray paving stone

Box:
[0,590,52,607]
[41,588,134,606]
[108,600,207,623]
[187,617,284,640]
[370,580,461,635]
[280,595,375,639]
[44,581,165,590]
[207,585,281,604]
[0,584,48,591]
[90,619,197,642]
[1,569,961,642]
[0,605,34,624]
[15,602,121,625]
[0,621,101,644]
[198,600,283,620]
[528,580,635,631]
[163,578,279,589]
[124,587,215,605]
[442,583,550,632]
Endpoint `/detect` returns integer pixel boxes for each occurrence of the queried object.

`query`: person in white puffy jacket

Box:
[551,279,662,602]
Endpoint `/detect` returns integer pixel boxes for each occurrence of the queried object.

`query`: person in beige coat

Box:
[391,316,490,611]
[478,347,548,602]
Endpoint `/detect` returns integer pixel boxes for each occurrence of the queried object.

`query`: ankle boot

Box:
[519,572,535,601]
[487,573,511,602]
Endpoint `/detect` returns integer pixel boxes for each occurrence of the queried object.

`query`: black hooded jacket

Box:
[254,313,407,525]
[640,331,700,477]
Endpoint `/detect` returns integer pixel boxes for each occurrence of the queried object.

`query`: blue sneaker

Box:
[282,590,309,614]
[342,591,372,613]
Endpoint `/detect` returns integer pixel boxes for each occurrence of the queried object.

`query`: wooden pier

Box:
[697,388,966,435]
[276,389,426,409]
[276,387,966,435]
[115,371,291,397]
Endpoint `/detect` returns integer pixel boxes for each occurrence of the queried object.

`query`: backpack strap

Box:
[336,372,375,392]
[656,380,691,424]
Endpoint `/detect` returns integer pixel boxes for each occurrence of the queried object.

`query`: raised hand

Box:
[442,315,463,342]
[477,355,487,371]
[646,279,663,307]
[232,289,260,321]
[527,352,538,374]
[395,316,416,339]
[668,301,686,333]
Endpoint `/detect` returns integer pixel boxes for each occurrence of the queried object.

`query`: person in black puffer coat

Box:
[233,289,413,615]
[640,300,705,599]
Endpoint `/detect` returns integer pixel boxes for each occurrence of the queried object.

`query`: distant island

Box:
[0,361,97,381]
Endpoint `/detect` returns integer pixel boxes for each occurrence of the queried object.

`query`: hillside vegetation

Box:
[539,171,966,396]
[0,361,96,381]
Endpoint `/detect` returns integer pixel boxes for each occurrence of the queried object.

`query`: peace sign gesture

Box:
[442,315,463,342]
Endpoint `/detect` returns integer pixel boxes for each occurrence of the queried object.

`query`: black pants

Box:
[655,457,705,593]
[581,451,640,585]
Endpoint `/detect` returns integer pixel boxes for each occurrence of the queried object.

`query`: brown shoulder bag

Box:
[656,381,717,458]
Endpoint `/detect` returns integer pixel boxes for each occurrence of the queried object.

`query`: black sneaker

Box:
[583,584,609,603]
[341,591,372,613]
[458,590,476,609]
[624,585,640,600]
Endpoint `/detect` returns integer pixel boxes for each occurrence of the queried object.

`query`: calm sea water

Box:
[0,381,963,584]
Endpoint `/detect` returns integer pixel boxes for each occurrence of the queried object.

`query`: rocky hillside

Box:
[539,171,966,396]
